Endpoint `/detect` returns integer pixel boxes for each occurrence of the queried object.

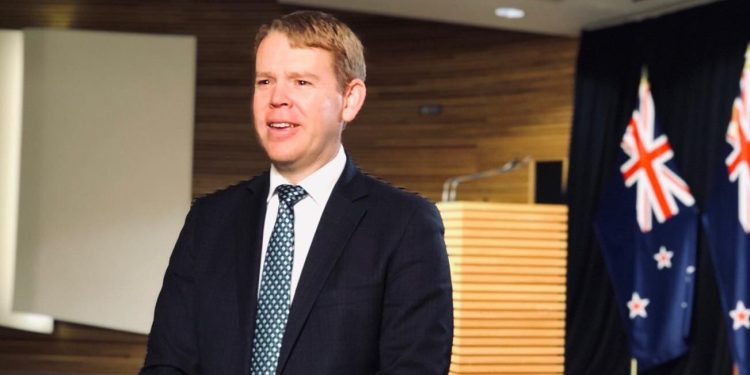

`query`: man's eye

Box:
[256,79,270,86]
[297,80,310,86]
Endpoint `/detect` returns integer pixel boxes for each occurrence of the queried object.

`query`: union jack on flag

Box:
[726,65,750,233]
[620,78,695,232]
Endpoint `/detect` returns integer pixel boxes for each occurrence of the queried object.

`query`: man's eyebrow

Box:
[254,71,321,81]
[289,72,321,81]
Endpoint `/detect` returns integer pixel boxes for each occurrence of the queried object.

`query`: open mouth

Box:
[268,122,299,129]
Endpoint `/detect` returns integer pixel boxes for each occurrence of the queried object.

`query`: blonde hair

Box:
[255,10,366,90]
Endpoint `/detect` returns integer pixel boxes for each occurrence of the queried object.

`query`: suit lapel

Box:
[235,173,269,372]
[276,159,369,374]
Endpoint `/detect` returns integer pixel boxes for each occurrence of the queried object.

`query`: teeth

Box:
[269,122,293,128]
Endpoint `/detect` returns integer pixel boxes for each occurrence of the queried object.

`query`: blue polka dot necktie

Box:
[250,184,307,375]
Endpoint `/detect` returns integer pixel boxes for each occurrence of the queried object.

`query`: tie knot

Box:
[276,184,307,206]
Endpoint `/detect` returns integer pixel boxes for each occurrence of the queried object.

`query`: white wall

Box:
[9,29,196,334]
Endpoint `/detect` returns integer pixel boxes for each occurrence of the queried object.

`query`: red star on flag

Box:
[653,246,674,269]
[730,300,750,330]
[627,292,650,319]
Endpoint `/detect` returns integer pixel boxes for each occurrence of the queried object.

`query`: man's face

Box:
[253,31,349,180]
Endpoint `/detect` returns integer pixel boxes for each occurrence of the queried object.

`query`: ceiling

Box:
[278,0,721,36]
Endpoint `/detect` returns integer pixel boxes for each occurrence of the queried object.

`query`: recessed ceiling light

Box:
[495,7,525,19]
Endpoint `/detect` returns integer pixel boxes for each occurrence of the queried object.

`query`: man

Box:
[141,10,453,375]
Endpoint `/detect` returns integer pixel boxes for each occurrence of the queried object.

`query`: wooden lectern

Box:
[436,201,568,375]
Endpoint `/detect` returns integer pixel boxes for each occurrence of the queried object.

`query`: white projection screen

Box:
[0,31,53,334]
[11,29,196,334]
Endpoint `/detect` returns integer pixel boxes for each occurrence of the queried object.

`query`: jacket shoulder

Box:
[360,172,437,212]
[192,172,268,208]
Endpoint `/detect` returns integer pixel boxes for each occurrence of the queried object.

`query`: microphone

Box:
[441,157,531,202]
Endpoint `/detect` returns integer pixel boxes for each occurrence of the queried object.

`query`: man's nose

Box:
[270,84,290,108]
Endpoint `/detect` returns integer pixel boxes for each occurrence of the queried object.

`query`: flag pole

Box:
[630,64,641,373]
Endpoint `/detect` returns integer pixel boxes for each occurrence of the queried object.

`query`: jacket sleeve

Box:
[377,200,454,374]
[140,202,200,375]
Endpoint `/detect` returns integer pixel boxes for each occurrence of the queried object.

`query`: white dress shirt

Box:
[259,146,346,301]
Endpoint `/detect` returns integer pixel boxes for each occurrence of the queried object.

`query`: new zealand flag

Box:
[703,52,750,375]
[594,74,698,370]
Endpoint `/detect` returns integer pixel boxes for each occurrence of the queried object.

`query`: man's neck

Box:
[275,167,313,185]
[272,146,344,185]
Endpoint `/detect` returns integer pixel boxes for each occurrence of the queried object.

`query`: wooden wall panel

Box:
[0,1,577,373]
[345,19,576,203]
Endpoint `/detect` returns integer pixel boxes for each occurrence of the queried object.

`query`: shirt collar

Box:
[267,146,347,205]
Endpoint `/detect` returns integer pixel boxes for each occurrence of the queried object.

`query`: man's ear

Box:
[342,79,366,123]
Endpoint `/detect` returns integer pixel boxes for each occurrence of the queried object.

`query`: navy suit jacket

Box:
[141,158,453,374]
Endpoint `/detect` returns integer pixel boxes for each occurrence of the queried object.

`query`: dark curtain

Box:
[565,1,750,374]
